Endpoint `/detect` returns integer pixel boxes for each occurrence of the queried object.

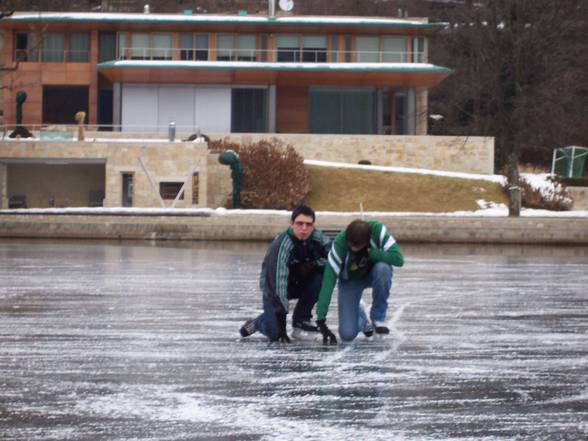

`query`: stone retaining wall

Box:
[1,212,586,245]
[213,133,495,175]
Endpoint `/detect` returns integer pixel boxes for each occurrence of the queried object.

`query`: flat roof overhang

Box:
[0,158,106,165]
[97,61,452,88]
[3,12,445,35]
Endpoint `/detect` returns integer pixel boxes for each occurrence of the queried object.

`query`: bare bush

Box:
[519,175,572,211]
[238,139,310,210]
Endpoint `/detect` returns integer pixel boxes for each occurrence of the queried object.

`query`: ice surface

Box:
[0,240,587,440]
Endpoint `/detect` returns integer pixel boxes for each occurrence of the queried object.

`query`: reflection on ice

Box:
[0,239,587,440]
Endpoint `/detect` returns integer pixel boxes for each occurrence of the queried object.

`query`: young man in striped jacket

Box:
[240,205,331,342]
[315,219,404,344]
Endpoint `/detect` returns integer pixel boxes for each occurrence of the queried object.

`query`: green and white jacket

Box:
[316,220,404,321]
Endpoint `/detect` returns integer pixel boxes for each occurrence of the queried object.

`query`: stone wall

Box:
[1,133,495,209]
[1,212,587,245]
[0,140,209,208]
[211,133,495,175]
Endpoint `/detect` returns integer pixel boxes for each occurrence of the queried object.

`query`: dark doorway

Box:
[231,88,268,133]
[98,88,113,130]
[43,86,89,124]
[122,173,133,207]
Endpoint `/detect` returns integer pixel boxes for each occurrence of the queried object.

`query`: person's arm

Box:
[312,229,331,268]
[368,222,404,267]
[315,232,346,321]
[274,238,293,312]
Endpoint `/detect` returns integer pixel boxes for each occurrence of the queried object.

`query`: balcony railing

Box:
[13,47,426,64]
[117,47,426,63]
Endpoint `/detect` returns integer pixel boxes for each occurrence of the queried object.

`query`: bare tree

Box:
[428,0,588,178]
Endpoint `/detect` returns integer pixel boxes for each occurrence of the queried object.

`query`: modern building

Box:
[0,6,472,211]
[0,8,451,135]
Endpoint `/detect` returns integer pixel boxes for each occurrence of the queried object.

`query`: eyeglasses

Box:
[293,221,314,228]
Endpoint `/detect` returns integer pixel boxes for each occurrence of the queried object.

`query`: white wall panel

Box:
[157,86,196,133]
[121,84,231,133]
[121,85,158,132]
[195,87,231,133]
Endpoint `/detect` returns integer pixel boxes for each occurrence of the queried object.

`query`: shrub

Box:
[238,138,310,210]
[519,174,573,211]
[208,137,240,154]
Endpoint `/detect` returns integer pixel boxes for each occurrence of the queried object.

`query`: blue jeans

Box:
[255,271,322,340]
[337,262,393,342]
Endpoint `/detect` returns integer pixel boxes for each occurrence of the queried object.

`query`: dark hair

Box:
[291,204,315,222]
[345,219,371,248]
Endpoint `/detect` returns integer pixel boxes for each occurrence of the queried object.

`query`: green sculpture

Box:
[218,149,243,209]
[16,91,26,125]
[9,91,33,138]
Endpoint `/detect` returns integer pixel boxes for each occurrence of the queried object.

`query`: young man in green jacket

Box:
[240,205,330,342]
[315,219,404,344]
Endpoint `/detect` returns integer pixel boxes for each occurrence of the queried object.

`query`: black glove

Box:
[276,312,291,343]
[316,319,337,345]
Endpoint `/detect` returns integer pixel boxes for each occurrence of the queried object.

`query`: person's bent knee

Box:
[373,262,392,278]
[339,328,359,342]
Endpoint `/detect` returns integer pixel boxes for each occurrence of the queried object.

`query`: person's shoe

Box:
[291,320,320,340]
[374,320,390,335]
[362,321,374,337]
[240,318,257,337]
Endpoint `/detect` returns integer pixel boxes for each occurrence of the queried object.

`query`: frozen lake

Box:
[0,239,587,441]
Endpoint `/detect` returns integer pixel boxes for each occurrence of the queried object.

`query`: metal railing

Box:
[117,47,425,63]
[1,123,215,141]
[13,47,425,64]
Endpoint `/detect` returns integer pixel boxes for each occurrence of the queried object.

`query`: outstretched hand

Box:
[316,319,337,345]
[276,312,291,343]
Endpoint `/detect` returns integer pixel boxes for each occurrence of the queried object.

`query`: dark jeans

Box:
[255,271,322,340]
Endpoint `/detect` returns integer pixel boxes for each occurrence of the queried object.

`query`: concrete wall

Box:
[213,133,495,175]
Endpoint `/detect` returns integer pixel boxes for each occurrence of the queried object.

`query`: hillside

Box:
[303,163,508,213]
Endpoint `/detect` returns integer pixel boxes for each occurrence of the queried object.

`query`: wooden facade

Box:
[0,12,451,135]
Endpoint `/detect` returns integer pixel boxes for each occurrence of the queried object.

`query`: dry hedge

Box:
[212,138,310,210]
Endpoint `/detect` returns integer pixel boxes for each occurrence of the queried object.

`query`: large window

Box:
[276,35,327,63]
[231,88,268,133]
[216,35,256,61]
[99,32,116,62]
[14,32,89,62]
[276,36,300,62]
[118,33,172,60]
[15,32,39,61]
[412,37,425,63]
[394,88,416,135]
[309,88,376,134]
[382,37,405,62]
[130,33,149,59]
[43,86,89,124]
[69,33,89,62]
[152,34,172,60]
[356,37,379,63]
[42,33,65,62]
[302,36,327,62]
[180,33,208,60]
